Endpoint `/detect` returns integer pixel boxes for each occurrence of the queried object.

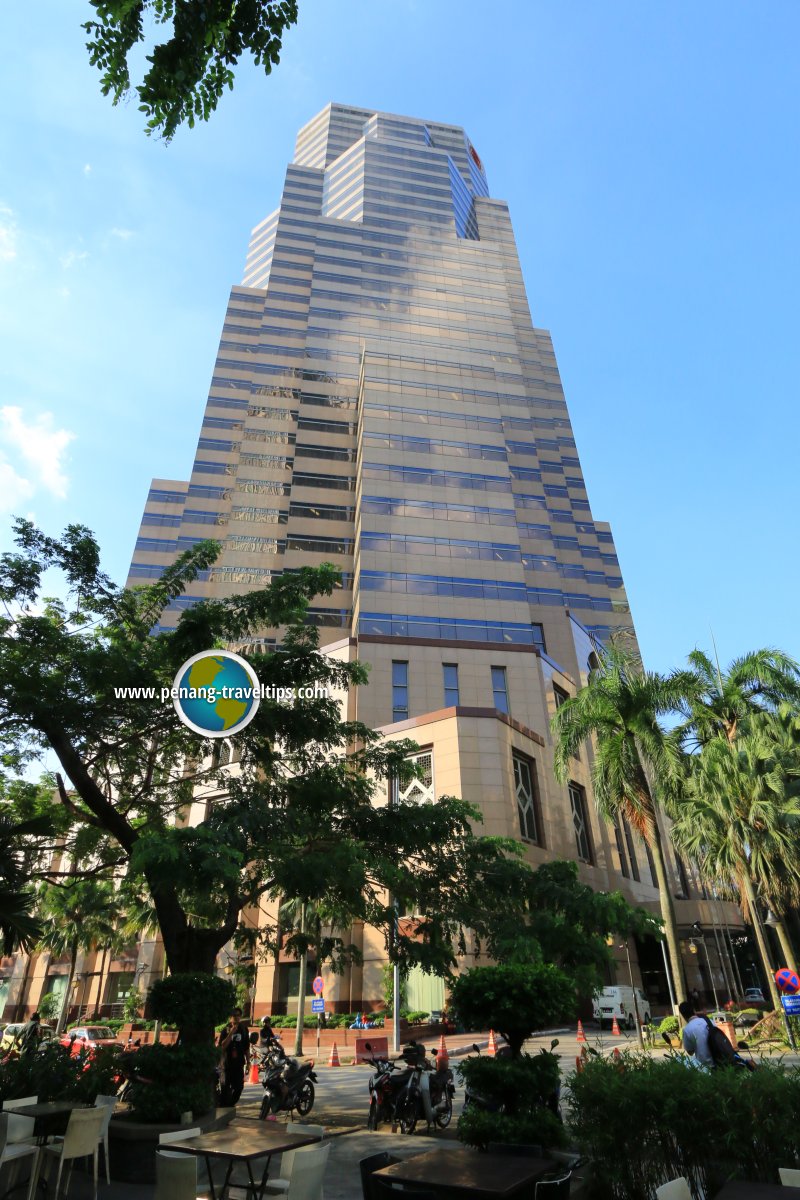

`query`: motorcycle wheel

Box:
[434,1095,453,1129]
[296,1080,315,1116]
[367,1099,379,1131]
[259,1094,273,1121]
[397,1099,418,1135]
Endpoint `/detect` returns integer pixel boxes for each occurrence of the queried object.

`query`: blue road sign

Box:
[311,998,325,1014]
[781,995,800,1015]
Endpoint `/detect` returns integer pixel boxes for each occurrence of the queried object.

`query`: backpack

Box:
[702,1016,742,1068]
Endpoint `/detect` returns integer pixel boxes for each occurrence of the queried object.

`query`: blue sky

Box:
[0,1,797,676]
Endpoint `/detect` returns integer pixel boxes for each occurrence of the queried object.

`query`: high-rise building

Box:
[123,104,736,1016]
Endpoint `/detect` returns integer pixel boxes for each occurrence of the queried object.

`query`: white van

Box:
[592,986,651,1030]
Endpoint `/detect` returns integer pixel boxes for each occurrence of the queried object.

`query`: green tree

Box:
[0,813,48,954]
[677,647,800,749]
[0,521,540,1043]
[551,643,690,1003]
[36,878,118,1035]
[279,895,359,1055]
[83,0,299,140]
[670,718,800,1009]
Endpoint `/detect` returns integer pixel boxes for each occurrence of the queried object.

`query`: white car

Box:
[592,986,651,1030]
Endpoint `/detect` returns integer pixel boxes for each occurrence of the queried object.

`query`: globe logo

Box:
[173,650,260,738]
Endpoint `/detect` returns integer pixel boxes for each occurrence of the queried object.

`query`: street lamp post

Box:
[608,935,644,1048]
[691,924,719,1011]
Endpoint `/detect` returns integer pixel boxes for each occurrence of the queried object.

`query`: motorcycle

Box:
[393,1041,455,1135]
[364,1042,415,1131]
[258,1050,317,1119]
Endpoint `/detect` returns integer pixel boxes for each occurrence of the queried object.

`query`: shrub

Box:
[148,973,235,1041]
[658,1015,679,1037]
[456,1052,566,1150]
[569,1051,800,1199]
[37,991,61,1024]
[126,1044,218,1123]
[450,963,575,1057]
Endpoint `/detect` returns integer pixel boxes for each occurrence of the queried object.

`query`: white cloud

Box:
[110,227,134,240]
[0,406,75,500]
[0,461,35,515]
[59,248,88,270]
[83,163,92,176]
[0,204,17,262]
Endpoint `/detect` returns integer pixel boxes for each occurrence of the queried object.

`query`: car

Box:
[0,1022,56,1053]
[744,987,765,1003]
[592,986,652,1030]
[61,1026,120,1057]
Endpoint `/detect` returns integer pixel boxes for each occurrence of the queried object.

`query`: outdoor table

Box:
[713,1184,800,1200]
[374,1147,556,1200]
[7,1102,90,1146]
[165,1123,320,1200]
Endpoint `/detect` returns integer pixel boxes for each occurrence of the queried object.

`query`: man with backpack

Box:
[678,1000,755,1071]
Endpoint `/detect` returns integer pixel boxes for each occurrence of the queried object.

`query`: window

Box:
[568,783,593,864]
[532,624,547,653]
[491,666,509,714]
[392,661,409,721]
[443,664,459,707]
[614,819,629,878]
[644,841,658,888]
[622,817,641,882]
[553,683,569,710]
[398,750,434,803]
[513,754,540,843]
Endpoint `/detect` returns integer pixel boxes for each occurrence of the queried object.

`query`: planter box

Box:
[108,1107,235,1184]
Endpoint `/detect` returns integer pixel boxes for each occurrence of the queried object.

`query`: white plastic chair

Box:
[30,1105,106,1200]
[284,1143,330,1200]
[3,1095,37,1144]
[156,1149,198,1200]
[655,1180,692,1200]
[93,1094,117,1185]
[159,1128,209,1186]
[265,1125,325,1195]
[0,1113,37,1195]
[780,1169,800,1187]
[534,1172,571,1199]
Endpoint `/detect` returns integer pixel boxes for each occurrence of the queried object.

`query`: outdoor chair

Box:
[29,1104,106,1200]
[655,1180,692,1200]
[3,1095,37,1144]
[0,1113,37,1195]
[281,1142,330,1200]
[159,1127,209,1187]
[155,1148,198,1200]
[369,1182,435,1200]
[93,1093,117,1184]
[487,1143,545,1157]
[780,1169,800,1187]
[359,1151,400,1200]
[265,1125,325,1195]
[534,1171,572,1199]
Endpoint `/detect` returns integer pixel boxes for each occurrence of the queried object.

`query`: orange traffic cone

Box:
[611,1015,621,1036]
[249,1060,260,1084]
[437,1034,449,1069]
[487,1029,499,1057]
[576,1020,586,1044]
[328,1042,340,1067]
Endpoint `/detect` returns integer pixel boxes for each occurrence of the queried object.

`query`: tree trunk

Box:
[96,945,109,1018]
[742,874,782,1010]
[55,941,79,1037]
[647,815,686,1007]
[773,915,799,976]
[294,901,308,1057]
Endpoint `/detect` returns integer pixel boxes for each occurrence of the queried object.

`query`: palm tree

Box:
[0,813,51,953]
[677,647,800,749]
[36,878,118,1034]
[279,896,359,1055]
[552,642,690,1004]
[669,721,800,1010]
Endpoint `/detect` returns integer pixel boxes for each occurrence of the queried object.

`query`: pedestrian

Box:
[678,999,714,1070]
[14,1011,43,1058]
[259,1015,278,1050]
[218,1007,251,1106]
[690,987,701,1008]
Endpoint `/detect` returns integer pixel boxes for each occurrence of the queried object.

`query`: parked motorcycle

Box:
[393,1041,455,1135]
[364,1042,415,1131]
[258,1051,317,1119]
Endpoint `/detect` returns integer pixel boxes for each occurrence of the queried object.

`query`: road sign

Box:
[781,995,800,1016]
[311,997,325,1014]
[312,975,324,996]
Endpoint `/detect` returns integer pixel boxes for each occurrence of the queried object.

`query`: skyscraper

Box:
[127,105,715,1013]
